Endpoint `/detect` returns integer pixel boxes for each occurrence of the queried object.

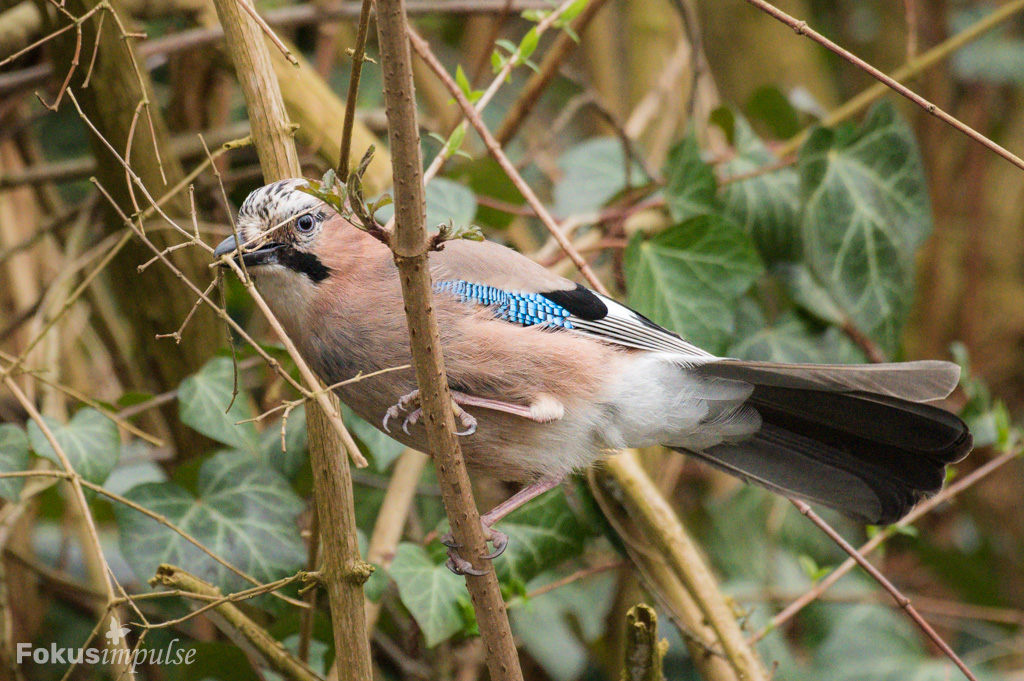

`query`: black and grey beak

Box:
[213,234,283,267]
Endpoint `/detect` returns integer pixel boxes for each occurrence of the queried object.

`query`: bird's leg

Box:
[382,389,478,436]
[442,475,564,576]
[384,389,564,436]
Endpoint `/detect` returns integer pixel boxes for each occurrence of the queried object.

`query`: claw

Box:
[384,389,478,437]
[439,531,461,549]
[445,554,487,577]
[482,529,508,560]
[439,526,507,574]
[452,403,477,436]
[402,408,422,434]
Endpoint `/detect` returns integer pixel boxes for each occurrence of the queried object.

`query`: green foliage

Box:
[773,262,847,327]
[663,134,718,223]
[7,4,1013,679]
[508,571,617,681]
[809,605,1000,681]
[729,303,864,364]
[179,357,259,453]
[340,403,405,472]
[27,408,120,485]
[719,117,802,261]
[454,65,483,103]
[389,543,473,647]
[797,554,832,583]
[622,102,933,366]
[624,215,763,353]
[799,101,933,355]
[115,451,305,594]
[0,424,30,500]
[388,489,597,648]
[951,341,1021,449]
[554,138,645,216]
[745,85,802,139]
[375,176,478,233]
[493,489,597,585]
[259,404,308,481]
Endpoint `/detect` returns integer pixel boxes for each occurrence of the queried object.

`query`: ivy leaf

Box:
[340,404,406,472]
[115,451,305,594]
[0,425,30,500]
[773,262,847,326]
[663,134,718,223]
[746,85,801,139]
[425,178,477,232]
[799,102,933,354]
[810,605,980,681]
[719,116,801,262]
[178,357,259,452]
[389,543,472,647]
[509,572,617,681]
[554,138,644,216]
[375,178,477,235]
[27,409,120,485]
[624,215,763,353]
[729,303,864,364]
[494,489,597,585]
[259,404,308,481]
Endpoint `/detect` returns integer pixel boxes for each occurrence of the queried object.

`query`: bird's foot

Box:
[382,390,478,436]
[440,524,509,576]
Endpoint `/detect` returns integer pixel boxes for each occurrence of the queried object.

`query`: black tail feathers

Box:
[678,384,972,525]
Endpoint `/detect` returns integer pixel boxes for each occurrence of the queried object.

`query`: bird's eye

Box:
[296,214,317,233]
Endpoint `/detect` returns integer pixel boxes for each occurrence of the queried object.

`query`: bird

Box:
[215,178,973,575]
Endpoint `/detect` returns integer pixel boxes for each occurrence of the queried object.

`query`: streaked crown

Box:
[236,178,322,234]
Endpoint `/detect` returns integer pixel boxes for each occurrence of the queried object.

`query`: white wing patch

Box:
[566,294,717,364]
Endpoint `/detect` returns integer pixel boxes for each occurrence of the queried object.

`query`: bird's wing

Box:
[430,240,715,362]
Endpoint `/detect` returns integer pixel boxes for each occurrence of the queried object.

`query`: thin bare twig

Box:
[791,499,978,681]
[741,0,1024,172]
[338,0,374,180]
[493,0,611,146]
[150,566,321,681]
[417,0,584,189]
[229,0,298,65]
[750,446,1022,643]
[0,469,309,608]
[409,27,606,292]
[517,560,625,602]
[0,2,557,98]
[209,0,375,676]
[1,378,137,680]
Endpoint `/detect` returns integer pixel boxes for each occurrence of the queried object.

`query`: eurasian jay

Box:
[215,179,972,575]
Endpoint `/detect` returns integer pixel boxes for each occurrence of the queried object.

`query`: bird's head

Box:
[214,178,333,284]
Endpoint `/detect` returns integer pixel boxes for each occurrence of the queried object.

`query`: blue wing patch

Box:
[436,280,574,329]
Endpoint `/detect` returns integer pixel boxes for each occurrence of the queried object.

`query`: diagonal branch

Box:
[790,499,978,681]
[740,0,1024,173]
[749,445,1022,644]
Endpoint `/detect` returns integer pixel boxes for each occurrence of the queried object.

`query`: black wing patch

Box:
[539,284,608,321]
[436,279,716,362]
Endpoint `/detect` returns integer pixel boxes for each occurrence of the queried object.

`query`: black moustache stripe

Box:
[278,248,331,283]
